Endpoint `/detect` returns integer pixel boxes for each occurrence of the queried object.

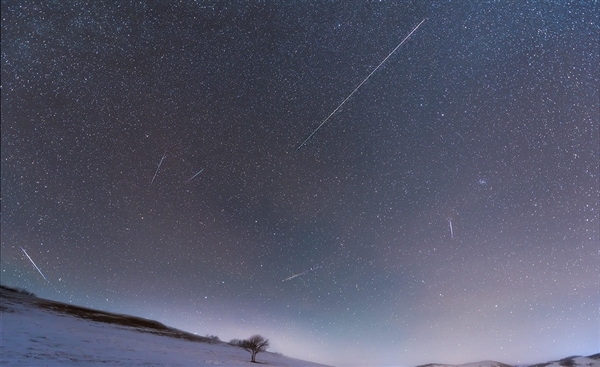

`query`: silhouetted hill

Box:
[1,285,332,366]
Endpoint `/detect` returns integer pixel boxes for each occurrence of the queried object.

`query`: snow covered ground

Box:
[539,356,600,367]
[422,361,513,367]
[420,356,600,367]
[0,287,331,367]
[1,287,597,367]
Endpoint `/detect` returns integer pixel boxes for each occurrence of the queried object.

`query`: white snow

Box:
[543,356,600,367]
[424,357,600,367]
[425,361,512,367]
[0,289,331,367]
[2,288,597,367]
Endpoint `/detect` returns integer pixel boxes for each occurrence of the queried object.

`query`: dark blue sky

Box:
[2,1,598,365]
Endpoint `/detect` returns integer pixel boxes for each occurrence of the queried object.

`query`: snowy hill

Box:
[0,286,331,367]
[528,354,600,367]
[1,286,596,367]
[416,355,600,367]
[417,361,513,367]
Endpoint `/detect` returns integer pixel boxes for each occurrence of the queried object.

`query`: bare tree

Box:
[241,335,270,363]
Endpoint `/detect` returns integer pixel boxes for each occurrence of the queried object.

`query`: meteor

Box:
[149,151,167,186]
[185,168,204,183]
[20,246,48,282]
[282,265,322,282]
[296,18,427,151]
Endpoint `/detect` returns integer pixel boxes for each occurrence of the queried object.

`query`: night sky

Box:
[2,1,598,366]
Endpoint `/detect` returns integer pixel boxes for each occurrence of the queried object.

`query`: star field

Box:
[2,1,598,366]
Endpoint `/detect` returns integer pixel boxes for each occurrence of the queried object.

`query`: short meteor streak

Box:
[448,218,454,239]
[282,265,322,282]
[296,18,427,151]
[20,247,48,282]
[149,151,167,186]
[185,168,204,183]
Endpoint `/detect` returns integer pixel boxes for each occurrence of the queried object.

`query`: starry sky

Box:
[1,1,598,366]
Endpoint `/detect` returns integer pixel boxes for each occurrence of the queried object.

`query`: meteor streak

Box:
[448,218,454,238]
[185,168,204,183]
[150,151,167,186]
[282,265,322,282]
[296,18,426,151]
[20,246,48,282]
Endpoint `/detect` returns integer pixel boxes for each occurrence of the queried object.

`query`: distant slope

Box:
[528,354,600,367]
[415,355,600,367]
[0,286,331,367]
[416,361,513,367]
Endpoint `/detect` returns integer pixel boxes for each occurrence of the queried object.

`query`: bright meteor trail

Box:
[296,18,426,151]
[149,151,167,186]
[20,247,48,282]
[185,168,204,183]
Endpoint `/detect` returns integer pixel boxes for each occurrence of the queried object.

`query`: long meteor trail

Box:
[20,246,48,282]
[149,151,167,186]
[296,18,426,151]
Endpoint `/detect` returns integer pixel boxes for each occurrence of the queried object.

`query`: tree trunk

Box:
[251,351,257,362]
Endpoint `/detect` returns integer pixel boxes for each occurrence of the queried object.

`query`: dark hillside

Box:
[1,285,215,343]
